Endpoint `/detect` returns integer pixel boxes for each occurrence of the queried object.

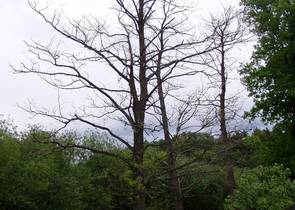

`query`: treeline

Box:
[0,122,294,210]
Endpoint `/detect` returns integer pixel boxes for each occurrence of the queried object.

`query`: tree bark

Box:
[220,34,236,194]
[133,130,146,210]
[133,1,147,209]
[156,72,184,210]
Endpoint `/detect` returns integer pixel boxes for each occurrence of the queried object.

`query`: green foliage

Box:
[2,123,293,210]
[224,164,295,210]
[81,152,134,210]
[0,127,135,210]
[175,133,228,210]
[143,146,171,210]
[174,132,214,158]
[241,0,295,125]
[182,164,227,210]
[245,123,295,176]
[143,133,230,210]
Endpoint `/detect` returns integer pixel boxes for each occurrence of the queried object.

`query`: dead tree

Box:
[13,0,215,209]
[13,1,150,208]
[145,1,217,208]
[203,7,250,194]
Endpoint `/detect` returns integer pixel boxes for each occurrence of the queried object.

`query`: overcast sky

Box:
[0,0,255,131]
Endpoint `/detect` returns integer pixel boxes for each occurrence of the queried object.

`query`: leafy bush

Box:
[245,124,295,177]
[224,164,295,210]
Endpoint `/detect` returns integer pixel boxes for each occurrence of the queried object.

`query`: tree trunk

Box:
[220,35,236,194]
[133,1,147,209]
[133,165,145,210]
[133,167,145,210]
[156,73,184,210]
[133,129,146,210]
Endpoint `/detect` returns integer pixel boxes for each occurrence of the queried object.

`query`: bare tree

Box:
[202,7,250,194]
[144,1,218,208]
[13,0,215,209]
